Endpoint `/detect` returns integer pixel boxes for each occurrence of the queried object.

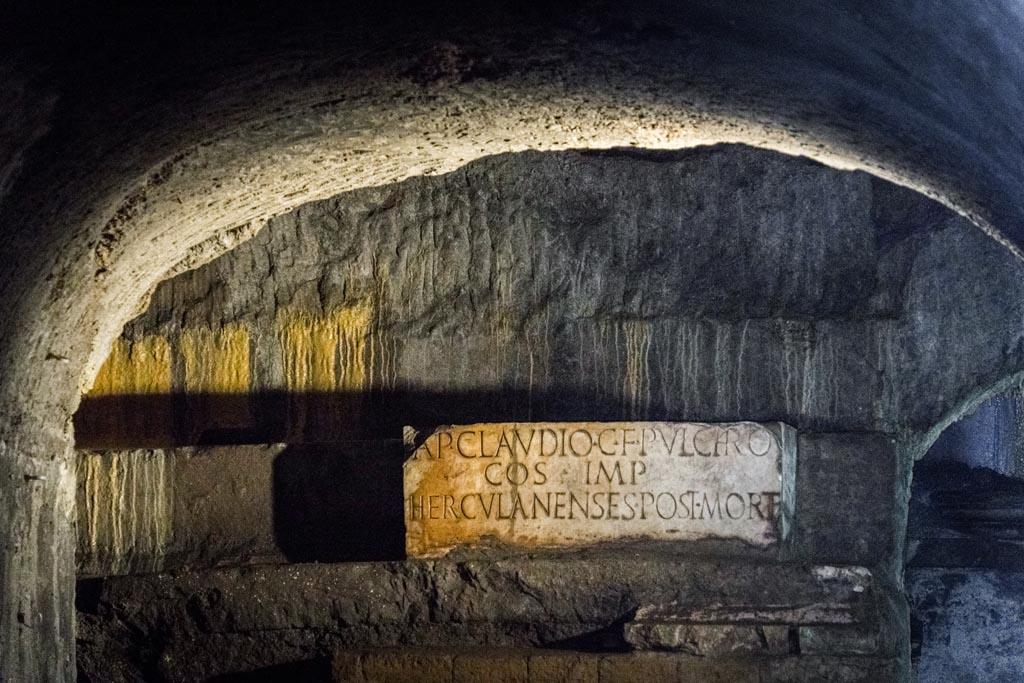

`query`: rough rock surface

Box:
[71,148,929,682]
[76,147,1024,452]
[76,559,900,683]
[908,569,1024,683]
[78,148,898,445]
[74,148,1024,457]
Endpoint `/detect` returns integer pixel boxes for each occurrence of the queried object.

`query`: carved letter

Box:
[621,428,639,456]
[568,429,594,457]
[460,494,477,519]
[456,430,476,458]
[725,492,745,519]
[513,429,536,456]
[485,462,503,486]
[656,492,677,519]
[598,428,619,455]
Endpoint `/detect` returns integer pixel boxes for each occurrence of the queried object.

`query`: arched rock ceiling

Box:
[2,1,1024,436]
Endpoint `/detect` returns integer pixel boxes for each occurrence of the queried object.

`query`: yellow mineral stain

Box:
[180,323,251,394]
[489,310,515,382]
[370,270,398,391]
[87,336,172,397]
[275,305,373,439]
[275,304,372,391]
[371,329,398,392]
[623,321,651,419]
[78,450,172,576]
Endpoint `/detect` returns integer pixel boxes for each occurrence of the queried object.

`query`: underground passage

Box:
[4,3,1024,682]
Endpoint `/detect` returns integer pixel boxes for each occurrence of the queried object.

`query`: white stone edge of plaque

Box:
[766,422,798,545]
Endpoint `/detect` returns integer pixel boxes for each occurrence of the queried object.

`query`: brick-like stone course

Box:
[332,649,898,683]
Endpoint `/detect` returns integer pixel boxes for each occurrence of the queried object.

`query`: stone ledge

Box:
[92,559,888,632]
[332,649,900,683]
[624,622,883,658]
[625,622,792,656]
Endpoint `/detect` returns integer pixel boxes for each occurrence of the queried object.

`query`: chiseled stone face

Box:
[404,421,796,557]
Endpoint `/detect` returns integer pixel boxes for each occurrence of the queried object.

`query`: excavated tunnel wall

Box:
[70,147,1024,682]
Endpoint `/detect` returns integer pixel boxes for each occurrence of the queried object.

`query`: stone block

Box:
[361,650,452,683]
[761,656,900,683]
[628,565,876,653]
[794,433,897,566]
[798,625,878,655]
[598,653,678,683]
[77,441,406,576]
[527,652,598,683]
[625,623,789,655]
[677,658,759,683]
[453,651,528,683]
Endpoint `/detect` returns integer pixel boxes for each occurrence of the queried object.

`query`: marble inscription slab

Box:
[404,421,796,557]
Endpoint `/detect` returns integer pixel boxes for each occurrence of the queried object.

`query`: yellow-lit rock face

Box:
[81,327,255,445]
[275,305,372,392]
[77,306,377,444]
[87,336,172,397]
[180,323,251,395]
[180,323,253,432]
[82,336,175,444]
[274,305,373,439]
[404,421,796,558]
[77,449,172,576]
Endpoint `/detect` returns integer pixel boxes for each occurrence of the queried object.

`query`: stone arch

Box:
[4,2,1024,680]
[910,371,1024,465]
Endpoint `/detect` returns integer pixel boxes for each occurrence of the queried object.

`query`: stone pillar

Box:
[0,427,76,682]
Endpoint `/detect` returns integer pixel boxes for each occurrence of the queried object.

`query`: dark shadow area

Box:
[908,390,1024,570]
[74,386,760,449]
[907,460,1024,570]
[74,577,104,615]
[273,442,406,562]
[547,613,631,653]
[204,658,331,683]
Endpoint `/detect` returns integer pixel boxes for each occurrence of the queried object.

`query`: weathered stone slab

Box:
[629,565,874,628]
[624,565,880,655]
[623,622,791,655]
[798,625,879,655]
[404,421,795,557]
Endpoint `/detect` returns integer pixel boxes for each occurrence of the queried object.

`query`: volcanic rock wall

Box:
[77,147,900,448]
[72,146,1024,682]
